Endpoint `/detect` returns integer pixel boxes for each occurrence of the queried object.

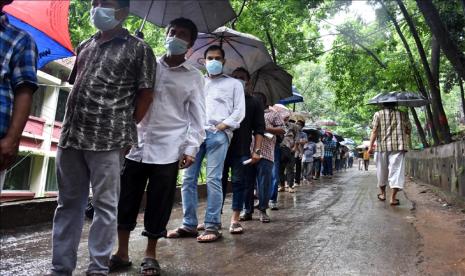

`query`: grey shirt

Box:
[59,29,156,151]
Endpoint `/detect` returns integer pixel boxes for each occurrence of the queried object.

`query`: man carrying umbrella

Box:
[110,18,205,275]
[368,102,412,206]
[49,0,156,275]
[168,45,245,242]
[0,0,38,192]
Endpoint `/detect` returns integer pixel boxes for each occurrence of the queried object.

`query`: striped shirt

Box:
[59,29,156,151]
[372,108,411,152]
[0,13,38,138]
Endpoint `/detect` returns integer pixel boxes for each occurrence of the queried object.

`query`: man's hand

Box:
[368,146,375,154]
[215,123,228,131]
[179,154,195,169]
[0,136,20,171]
[250,152,261,165]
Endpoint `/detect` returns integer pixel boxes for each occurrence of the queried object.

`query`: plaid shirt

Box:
[372,108,411,152]
[260,108,285,162]
[59,29,156,151]
[323,139,337,157]
[0,13,38,138]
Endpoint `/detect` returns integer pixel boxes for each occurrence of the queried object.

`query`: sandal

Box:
[197,229,222,243]
[140,258,161,275]
[166,227,198,238]
[229,222,244,234]
[377,194,386,201]
[109,254,132,272]
[390,199,400,206]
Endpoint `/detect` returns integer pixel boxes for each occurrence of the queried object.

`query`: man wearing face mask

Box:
[110,17,205,275]
[220,67,264,233]
[168,45,245,243]
[49,0,156,275]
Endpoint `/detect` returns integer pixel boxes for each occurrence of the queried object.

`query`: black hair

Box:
[117,0,130,8]
[232,67,251,81]
[204,45,225,59]
[382,102,397,108]
[166,17,198,44]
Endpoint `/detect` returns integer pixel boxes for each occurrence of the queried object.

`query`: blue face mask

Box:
[91,7,122,31]
[165,36,189,56]
[206,60,223,75]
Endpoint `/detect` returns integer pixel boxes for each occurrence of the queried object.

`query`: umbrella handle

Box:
[136,0,154,37]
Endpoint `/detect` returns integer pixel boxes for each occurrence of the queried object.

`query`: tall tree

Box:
[416,0,465,81]
[395,0,452,143]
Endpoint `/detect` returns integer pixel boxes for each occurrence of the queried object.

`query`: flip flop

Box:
[108,254,132,272]
[197,229,222,243]
[229,222,244,234]
[140,257,161,275]
[377,194,386,201]
[166,227,198,238]
[390,199,400,206]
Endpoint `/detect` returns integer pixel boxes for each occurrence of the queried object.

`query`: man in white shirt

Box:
[110,18,205,275]
[168,45,245,243]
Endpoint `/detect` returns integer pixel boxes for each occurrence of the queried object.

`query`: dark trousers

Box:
[364,160,370,171]
[117,158,179,240]
[270,144,280,202]
[323,156,333,176]
[279,146,295,188]
[348,157,354,168]
[313,157,322,178]
[222,152,249,212]
[295,157,302,184]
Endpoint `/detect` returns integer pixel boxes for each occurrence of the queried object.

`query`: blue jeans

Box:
[270,144,280,203]
[181,130,229,231]
[245,159,274,213]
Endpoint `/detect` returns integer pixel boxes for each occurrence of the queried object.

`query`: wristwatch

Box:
[254,149,262,155]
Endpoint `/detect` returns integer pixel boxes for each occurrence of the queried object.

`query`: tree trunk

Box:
[462,0,465,16]
[380,0,439,145]
[265,30,277,63]
[459,77,465,120]
[430,36,452,142]
[416,0,465,80]
[396,0,452,143]
[410,107,429,148]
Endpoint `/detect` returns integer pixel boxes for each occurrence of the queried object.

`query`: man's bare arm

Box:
[134,89,153,123]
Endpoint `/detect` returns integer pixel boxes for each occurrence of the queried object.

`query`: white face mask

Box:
[90,7,122,31]
[165,36,189,56]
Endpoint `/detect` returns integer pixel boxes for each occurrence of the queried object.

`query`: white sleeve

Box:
[222,80,245,129]
[184,75,206,157]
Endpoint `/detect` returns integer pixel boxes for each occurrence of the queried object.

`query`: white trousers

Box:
[376,151,406,189]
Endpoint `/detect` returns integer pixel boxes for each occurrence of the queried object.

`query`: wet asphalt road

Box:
[0,167,419,275]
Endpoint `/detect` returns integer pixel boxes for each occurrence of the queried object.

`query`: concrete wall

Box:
[405,140,465,198]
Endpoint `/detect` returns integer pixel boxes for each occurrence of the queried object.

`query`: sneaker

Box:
[288,187,295,193]
[259,211,271,223]
[270,202,279,210]
[239,212,253,221]
[278,186,285,192]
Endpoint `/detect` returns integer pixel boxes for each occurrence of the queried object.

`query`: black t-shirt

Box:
[228,94,265,156]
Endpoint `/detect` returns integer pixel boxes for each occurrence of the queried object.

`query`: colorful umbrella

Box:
[4,0,74,69]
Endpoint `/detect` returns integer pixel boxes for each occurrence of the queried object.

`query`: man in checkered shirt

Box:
[369,102,412,206]
[0,0,38,192]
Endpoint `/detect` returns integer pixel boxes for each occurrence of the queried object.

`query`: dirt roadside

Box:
[404,179,465,276]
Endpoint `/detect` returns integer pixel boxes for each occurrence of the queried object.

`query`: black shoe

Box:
[239,212,253,221]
